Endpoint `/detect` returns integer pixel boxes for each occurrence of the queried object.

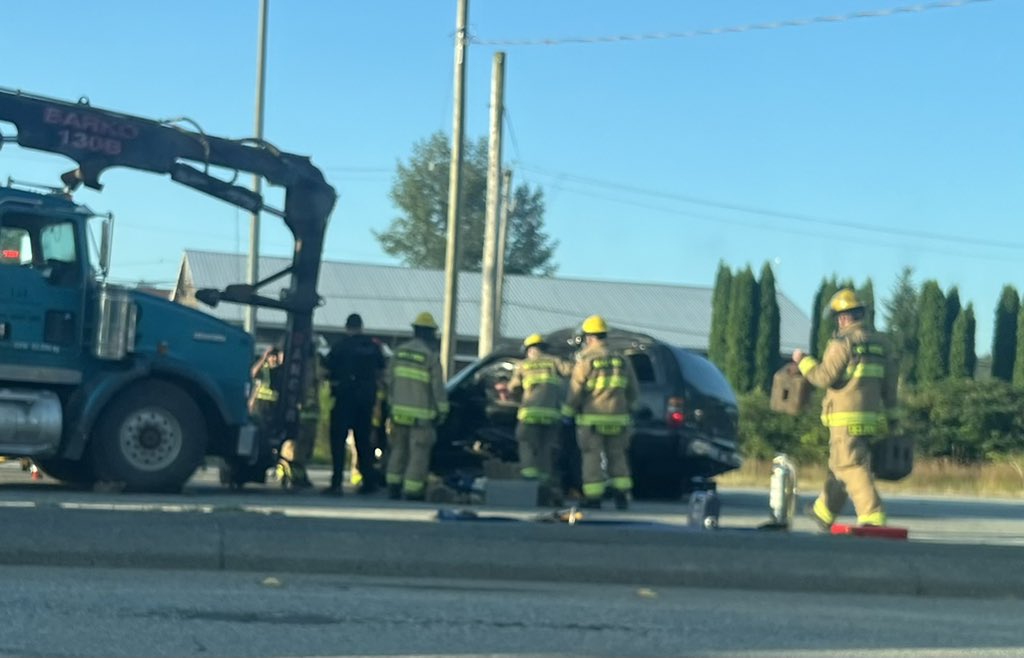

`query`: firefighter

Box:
[562,315,640,510]
[249,345,282,421]
[508,333,572,506]
[793,288,898,530]
[384,312,448,501]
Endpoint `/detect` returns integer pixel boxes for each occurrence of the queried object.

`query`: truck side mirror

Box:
[99,217,112,278]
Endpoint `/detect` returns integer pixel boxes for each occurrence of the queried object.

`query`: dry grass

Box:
[718,456,1024,498]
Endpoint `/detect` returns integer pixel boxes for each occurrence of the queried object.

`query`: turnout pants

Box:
[515,422,559,482]
[577,425,632,500]
[386,423,436,496]
[814,426,885,525]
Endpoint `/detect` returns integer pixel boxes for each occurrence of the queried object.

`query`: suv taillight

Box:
[667,396,686,427]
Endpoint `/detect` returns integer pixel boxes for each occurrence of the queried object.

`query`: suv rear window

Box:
[672,348,737,405]
[627,352,656,383]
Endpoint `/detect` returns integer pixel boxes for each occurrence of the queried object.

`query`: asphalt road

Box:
[0,463,1022,600]
[5,566,1024,658]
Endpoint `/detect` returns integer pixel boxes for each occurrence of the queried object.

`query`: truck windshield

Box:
[0,212,80,285]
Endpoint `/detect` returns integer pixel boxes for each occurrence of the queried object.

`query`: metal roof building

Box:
[174,250,811,362]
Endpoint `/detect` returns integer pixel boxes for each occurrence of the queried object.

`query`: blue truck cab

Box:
[0,185,257,490]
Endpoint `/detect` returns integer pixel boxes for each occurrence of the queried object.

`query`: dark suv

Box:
[430,328,741,499]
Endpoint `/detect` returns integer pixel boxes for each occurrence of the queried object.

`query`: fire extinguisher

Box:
[768,453,797,528]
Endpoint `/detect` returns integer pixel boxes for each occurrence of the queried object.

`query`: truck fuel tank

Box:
[0,389,62,456]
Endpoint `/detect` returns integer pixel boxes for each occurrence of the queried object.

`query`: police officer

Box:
[794,289,898,529]
[563,315,639,510]
[508,333,572,505]
[324,313,386,496]
[385,312,448,501]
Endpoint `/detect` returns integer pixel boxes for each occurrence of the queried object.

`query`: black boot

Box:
[321,484,343,497]
[387,484,402,500]
[613,490,629,510]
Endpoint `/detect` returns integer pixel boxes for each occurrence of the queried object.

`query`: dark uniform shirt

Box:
[325,334,385,405]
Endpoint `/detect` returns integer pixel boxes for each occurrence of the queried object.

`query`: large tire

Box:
[34,457,96,489]
[91,380,208,492]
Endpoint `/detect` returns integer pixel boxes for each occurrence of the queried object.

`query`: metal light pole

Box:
[244,0,269,337]
[441,0,469,378]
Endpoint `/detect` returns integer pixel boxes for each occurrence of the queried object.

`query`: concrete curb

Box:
[1,506,1022,599]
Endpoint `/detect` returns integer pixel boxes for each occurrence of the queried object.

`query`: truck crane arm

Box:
[0,87,337,453]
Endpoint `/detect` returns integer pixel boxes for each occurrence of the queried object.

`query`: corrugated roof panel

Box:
[178,250,810,352]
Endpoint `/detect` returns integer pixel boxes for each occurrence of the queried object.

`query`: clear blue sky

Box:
[1,0,1020,352]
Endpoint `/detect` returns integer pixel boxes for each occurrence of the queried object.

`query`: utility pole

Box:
[494,168,513,331]
[478,52,505,357]
[245,0,269,338]
[441,0,469,379]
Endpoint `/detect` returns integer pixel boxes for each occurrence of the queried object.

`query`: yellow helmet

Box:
[828,288,865,315]
[581,314,609,335]
[523,333,545,349]
[412,311,438,329]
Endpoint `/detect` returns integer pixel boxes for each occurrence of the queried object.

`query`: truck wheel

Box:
[34,457,96,488]
[92,381,208,492]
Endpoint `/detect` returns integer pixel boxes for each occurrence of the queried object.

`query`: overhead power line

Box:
[545,179,1024,264]
[519,163,1024,252]
[470,0,993,47]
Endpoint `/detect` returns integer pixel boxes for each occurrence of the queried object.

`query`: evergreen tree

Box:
[883,266,919,384]
[949,308,970,378]
[965,304,977,377]
[708,262,733,369]
[725,266,758,392]
[991,285,1019,382]
[754,262,781,392]
[951,304,978,379]
[815,277,839,359]
[809,279,827,358]
[1014,302,1024,388]
[915,280,947,383]
[943,287,961,375]
[859,278,875,329]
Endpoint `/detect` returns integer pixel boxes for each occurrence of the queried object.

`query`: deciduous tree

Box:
[374,131,558,275]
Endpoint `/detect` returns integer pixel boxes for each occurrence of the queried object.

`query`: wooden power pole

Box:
[441,0,469,379]
[479,52,506,357]
[494,168,513,332]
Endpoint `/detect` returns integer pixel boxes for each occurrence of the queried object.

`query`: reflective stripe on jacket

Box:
[509,352,572,424]
[563,340,639,429]
[255,363,278,402]
[386,337,448,426]
[798,321,897,433]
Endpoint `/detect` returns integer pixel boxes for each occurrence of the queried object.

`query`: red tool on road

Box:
[831,524,908,540]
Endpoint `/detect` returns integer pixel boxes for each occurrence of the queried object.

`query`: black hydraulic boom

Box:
[0,87,337,453]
